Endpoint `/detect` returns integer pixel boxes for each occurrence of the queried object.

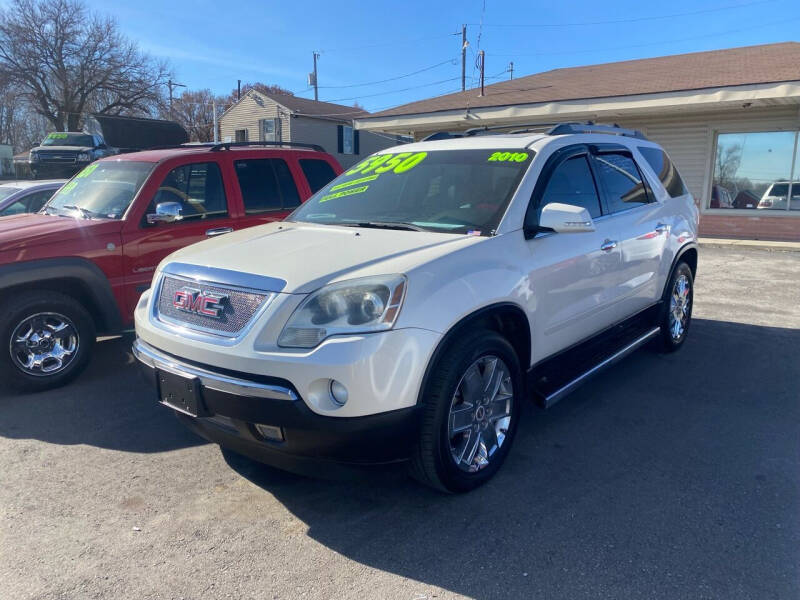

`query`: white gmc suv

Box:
[133,123,699,493]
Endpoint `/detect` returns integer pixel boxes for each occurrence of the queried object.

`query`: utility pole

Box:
[311,51,320,101]
[461,24,467,91]
[237,80,241,101]
[508,61,514,80]
[212,100,218,143]
[478,50,485,96]
[167,79,186,120]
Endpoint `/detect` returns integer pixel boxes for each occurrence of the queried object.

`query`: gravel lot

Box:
[1,246,798,600]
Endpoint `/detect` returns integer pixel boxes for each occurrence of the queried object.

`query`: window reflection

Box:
[711,131,799,211]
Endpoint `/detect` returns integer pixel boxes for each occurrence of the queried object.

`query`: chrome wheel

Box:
[669,274,691,340]
[447,355,514,473]
[9,312,79,376]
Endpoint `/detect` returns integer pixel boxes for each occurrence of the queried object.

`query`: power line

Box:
[318,59,457,89]
[320,33,455,53]
[322,77,462,102]
[491,15,800,57]
[468,0,777,28]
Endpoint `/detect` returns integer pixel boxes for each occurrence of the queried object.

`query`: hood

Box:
[162,221,483,294]
[0,213,120,254]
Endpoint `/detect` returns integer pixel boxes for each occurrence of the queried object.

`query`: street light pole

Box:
[167,79,186,120]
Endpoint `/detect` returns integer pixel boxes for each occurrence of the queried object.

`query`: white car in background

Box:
[758,181,800,210]
[0,180,65,217]
[133,123,699,493]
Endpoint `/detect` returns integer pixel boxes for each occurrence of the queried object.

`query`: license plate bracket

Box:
[157,369,209,417]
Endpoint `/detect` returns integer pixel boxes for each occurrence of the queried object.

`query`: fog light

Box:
[254,423,284,441]
[330,380,348,406]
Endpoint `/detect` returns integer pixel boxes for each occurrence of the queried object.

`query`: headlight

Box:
[29,151,38,162]
[77,152,91,161]
[278,275,407,348]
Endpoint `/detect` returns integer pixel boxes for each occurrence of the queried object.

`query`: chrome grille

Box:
[156,275,270,336]
[38,151,77,163]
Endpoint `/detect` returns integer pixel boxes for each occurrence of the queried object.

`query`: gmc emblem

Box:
[173,287,227,319]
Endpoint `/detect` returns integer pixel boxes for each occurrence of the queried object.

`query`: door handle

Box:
[206,227,234,237]
[600,239,618,252]
[655,223,668,234]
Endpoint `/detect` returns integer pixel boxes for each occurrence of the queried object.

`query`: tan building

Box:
[356,42,800,241]
[219,90,403,169]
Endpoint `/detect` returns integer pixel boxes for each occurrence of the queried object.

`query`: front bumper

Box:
[133,339,422,472]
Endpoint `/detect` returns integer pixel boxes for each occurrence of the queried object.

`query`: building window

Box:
[337,125,358,155]
[260,118,281,142]
[711,130,800,211]
[235,129,248,143]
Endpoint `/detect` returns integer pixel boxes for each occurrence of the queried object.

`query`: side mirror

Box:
[96,143,107,150]
[147,202,183,224]
[539,202,595,233]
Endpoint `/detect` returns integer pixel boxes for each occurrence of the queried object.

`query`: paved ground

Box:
[1,246,798,600]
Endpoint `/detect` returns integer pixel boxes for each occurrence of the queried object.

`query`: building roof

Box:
[366,42,800,119]
[220,89,369,122]
[263,92,369,119]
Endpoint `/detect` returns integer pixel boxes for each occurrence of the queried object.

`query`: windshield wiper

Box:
[343,221,427,232]
[61,204,95,219]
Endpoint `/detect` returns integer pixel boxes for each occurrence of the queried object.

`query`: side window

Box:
[0,201,26,216]
[299,159,337,193]
[25,189,56,213]
[235,159,300,212]
[152,162,228,221]
[539,155,602,219]
[638,146,688,198]
[273,159,300,209]
[593,152,651,213]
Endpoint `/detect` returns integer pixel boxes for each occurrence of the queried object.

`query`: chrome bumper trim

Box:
[132,338,297,401]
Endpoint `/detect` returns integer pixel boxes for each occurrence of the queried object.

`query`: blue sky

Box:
[37,0,800,112]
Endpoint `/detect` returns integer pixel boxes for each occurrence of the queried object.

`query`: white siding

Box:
[219,92,292,144]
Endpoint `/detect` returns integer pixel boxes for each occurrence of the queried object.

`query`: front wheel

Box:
[657,261,694,352]
[410,329,522,493]
[0,291,95,392]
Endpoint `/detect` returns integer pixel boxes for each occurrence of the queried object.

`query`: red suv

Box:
[0,142,342,391]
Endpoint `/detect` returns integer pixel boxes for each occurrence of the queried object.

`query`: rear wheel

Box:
[657,261,694,352]
[410,329,522,493]
[0,291,95,392]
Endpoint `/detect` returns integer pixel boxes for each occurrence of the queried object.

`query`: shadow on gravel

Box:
[0,334,205,453]
[225,319,800,599]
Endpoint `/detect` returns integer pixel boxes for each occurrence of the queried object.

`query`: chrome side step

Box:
[541,327,661,408]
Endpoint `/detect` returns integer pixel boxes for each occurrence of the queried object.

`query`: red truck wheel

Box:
[0,291,95,392]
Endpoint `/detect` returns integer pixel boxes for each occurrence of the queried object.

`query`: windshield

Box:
[0,186,20,201]
[41,133,94,147]
[288,149,534,235]
[44,161,153,220]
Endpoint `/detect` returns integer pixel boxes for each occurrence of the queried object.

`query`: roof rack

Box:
[547,122,647,140]
[208,141,325,152]
[422,121,649,142]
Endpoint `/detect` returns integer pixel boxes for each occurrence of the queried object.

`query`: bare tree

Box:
[715,143,742,188]
[0,0,170,132]
[170,89,220,142]
[224,82,294,105]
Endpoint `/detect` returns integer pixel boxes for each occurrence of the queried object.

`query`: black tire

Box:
[656,261,694,352]
[410,329,523,493]
[0,291,95,392]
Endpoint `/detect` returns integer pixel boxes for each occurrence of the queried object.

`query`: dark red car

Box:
[0,142,342,391]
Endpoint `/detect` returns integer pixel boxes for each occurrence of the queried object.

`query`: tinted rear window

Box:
[638,147,688,198]
[235,159,300,213]
[299,159,337,193]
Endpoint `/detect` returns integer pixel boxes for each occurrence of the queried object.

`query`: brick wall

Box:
[699,214,800,241]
